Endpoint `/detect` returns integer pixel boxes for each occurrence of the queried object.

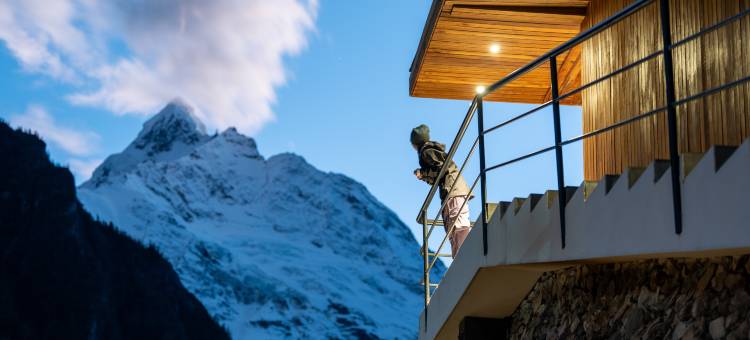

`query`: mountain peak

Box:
[77,101,444,337]
[83,100,212,187]
[134,100,207,152]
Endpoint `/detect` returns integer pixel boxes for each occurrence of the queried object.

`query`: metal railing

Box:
[418,0,750,320]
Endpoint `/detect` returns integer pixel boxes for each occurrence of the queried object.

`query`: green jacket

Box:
[418,141,473,201]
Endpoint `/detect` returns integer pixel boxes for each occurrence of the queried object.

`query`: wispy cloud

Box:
[0,0,318,134]
[9,105,100,157]
[0,1,79,81]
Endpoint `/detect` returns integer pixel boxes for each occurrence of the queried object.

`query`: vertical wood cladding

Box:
[580,0,750,181]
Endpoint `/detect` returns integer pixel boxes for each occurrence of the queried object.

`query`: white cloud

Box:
[0,1,78,81]
[68,158,102,182]
[9,105,100,157]
[0,0,318,134]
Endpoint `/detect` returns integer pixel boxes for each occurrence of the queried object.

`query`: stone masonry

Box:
[509,255,750,339]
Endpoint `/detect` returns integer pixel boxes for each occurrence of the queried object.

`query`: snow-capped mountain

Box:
[78,100,444,339]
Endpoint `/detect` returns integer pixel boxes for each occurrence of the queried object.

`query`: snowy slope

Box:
[78,100,444,339]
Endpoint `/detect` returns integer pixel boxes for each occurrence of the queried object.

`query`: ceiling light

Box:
[489,43,501,54]
[475,85,486,94]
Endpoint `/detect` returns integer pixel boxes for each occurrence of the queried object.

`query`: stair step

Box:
[713,145,738,171]
[528,193,543,212]
[652,159,671,182]
[583,181,598,201]
[542,186,577,209]
[603,174,620,194]
[564,186,578,205]
[497,201,511,219]
[475,202,499,226]
[681,152,704,179]
[626,167,646,188]
[543,190,557,209]
[511,197,526,214]
[484,203,498,223]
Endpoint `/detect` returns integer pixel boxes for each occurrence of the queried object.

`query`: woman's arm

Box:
[419,148,445,185]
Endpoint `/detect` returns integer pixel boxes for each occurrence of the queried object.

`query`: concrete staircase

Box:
[420,138,750,340]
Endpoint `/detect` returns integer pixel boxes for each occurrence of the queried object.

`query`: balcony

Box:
[413,0,750,338]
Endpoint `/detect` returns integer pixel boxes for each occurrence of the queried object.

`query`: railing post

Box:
[549,56,567,248]
[476,98,489,256]
[422,218,429,326]
[659,0,683,235]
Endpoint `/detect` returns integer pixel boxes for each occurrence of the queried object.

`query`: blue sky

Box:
[0,0,583,248]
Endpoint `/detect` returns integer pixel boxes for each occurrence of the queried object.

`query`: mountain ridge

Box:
[78,101,445,338]
[85,99,211,188]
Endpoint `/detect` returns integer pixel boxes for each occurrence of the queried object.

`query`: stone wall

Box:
[509,255,750,339]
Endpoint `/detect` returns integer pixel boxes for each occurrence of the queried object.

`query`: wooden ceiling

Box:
[410,0,590,105]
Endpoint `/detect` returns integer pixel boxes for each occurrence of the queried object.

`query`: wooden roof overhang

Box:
[410,0,590,105]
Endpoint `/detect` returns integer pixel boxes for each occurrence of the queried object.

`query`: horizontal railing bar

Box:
[674,75,750,108]
[420,222,476,256]
[417,99,478,224]
[479,1,655,141]
[556,2,748,106]
[425,219,443,226]
[561,106,665,146]
[556,21,750,147]
[487,50,662,137]
[558,50,662,102]
[670,6,750,51]
[558,4,749,104]
[424,136,480,241]
[484,145,557,173]
[485,0,653,95]
[559,75,750,147]
[428,174,480,273]
[429,253,453,258]
[483,46,661,138]
[483,100,553,135]
[418,280,440,287]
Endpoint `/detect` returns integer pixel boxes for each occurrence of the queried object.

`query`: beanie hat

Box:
[410,124,430,146]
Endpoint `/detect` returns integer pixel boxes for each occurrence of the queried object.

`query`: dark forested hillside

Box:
[0,121,229,340]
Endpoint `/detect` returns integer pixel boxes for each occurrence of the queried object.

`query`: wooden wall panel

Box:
[581,0,750,181]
